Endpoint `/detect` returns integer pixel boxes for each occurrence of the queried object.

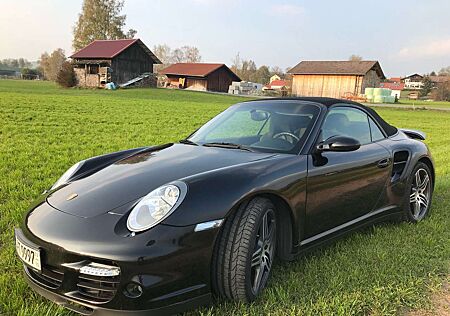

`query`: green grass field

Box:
[0,80,449,316]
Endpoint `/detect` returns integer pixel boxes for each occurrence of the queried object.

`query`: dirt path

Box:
[404,280,450,316]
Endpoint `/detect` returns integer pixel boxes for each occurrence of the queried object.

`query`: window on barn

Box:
[89,65,99,74]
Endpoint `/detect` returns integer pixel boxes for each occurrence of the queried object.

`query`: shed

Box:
[70,39,161,88]
[288,61,385,98]
[160,63,240,93]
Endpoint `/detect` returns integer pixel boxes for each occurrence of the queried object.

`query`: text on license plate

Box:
[16,237,41,271]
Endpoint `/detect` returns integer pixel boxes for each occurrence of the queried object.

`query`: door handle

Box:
[377,158,390,168]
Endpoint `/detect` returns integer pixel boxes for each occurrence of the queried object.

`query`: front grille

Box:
[27,265,64,289]
[68,274,120,304]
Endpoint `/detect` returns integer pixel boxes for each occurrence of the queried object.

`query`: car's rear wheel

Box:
[213,197,276,302]
[404,162,433,222]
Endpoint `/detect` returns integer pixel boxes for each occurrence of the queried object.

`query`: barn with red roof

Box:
[160,63,240,93]
[70,39,161,88]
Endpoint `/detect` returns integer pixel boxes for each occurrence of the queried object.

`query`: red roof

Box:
[70,39,161,63]
[160,63,240,80]
[269,80,287,87]
[380,82,405,90]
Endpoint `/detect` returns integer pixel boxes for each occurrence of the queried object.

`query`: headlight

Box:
[51,161,85,190]
[127,183,186,232]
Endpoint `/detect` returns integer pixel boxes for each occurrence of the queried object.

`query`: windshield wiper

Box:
[202,142,253,152]
[179,139,198,146]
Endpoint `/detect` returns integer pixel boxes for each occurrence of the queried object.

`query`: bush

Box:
[56,62,77,87]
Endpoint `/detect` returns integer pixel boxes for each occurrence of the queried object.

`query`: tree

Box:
[432,82,450,101]
[438,66,450,76]
[349,54,363,61]
[21,68,40,80]
[181,46,201,63]
[255,65,271,84]
[270,66,284,78]
[420,76,433,97]
[153,44,172,64]
[231,52,242,75]
[39,49,66,81]
[73,0,136,51]
[56,62,77,87]
[430,71,437,76]
[171,48,185,63]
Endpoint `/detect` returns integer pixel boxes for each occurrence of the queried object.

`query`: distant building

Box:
[380,80,405,99]
[269,74,281,83]
[288,61,385,98]
[228,81,263,95]
[401,74,424,90]
[160,63,240,93]
[70,39,161,88]
[0,69,20,78]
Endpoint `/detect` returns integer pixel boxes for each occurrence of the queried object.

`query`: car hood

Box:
[47,144,276,218]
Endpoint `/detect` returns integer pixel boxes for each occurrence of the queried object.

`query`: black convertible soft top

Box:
[250,97,398,137]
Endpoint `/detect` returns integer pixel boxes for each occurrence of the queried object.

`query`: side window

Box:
[322,107,371,145]
[368,117,385,142]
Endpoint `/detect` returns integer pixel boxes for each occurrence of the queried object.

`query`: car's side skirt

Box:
[299,205,399,248]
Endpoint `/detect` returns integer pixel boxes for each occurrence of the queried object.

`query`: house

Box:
[380,81,405,99]
[401,74,424,90]
[262,79,288,96]
[288,61,385,98]
[70,39,161,88]
[160,63,240,93]
[269,74,281,83]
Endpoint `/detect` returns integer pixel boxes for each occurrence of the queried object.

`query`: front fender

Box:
[162,154,308,244]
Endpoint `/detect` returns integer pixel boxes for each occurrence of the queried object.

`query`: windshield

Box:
[188,101,321,154]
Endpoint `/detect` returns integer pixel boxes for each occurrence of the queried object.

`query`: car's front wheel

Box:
[213,197,277,302]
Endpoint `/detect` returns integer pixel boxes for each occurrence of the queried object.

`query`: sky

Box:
[1,0,450,77]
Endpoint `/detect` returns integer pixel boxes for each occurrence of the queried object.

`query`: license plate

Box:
[15,233,41,272]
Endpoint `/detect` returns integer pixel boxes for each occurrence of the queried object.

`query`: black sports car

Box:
[15,98,434,315]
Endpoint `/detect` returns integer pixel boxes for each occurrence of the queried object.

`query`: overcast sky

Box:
[1,0,449,77]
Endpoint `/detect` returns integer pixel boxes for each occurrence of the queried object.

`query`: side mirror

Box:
[316,136,360,152]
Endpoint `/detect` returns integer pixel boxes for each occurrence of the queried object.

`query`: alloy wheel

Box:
[250,209,276,295]
[409,168,431,221]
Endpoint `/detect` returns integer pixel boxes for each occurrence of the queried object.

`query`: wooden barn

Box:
[288,61,385,98]
[160,63,240,93]
[70,39,161,88]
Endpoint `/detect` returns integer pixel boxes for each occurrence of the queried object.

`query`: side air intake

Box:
[392,150,409,181]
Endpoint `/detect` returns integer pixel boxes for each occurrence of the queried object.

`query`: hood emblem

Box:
[66,193,79,201]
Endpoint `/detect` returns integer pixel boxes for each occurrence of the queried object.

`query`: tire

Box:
[213,197,277,302]
[403,162,433,222]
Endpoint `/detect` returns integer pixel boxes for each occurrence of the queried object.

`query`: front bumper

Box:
[18,201,220,314]
[25,272,211,315]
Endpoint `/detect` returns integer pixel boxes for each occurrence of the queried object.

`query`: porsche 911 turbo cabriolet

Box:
[15,97,434,315]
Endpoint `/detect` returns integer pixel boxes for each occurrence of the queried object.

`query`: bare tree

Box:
[231,52,242,75]
[171,49,185,63]
[182,46,201,63]
[439,66,450,76]
[153,44,172,64]
[349,54,363,61]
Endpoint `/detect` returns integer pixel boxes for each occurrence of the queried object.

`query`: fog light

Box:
[124,282,143,298]
[79,262,120,277]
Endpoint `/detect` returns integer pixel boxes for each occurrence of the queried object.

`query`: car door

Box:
[304,106,391,239]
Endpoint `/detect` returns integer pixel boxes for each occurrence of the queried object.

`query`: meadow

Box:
[0,80,448,315]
